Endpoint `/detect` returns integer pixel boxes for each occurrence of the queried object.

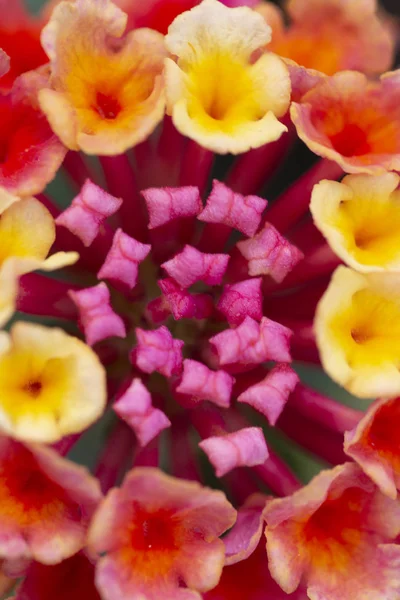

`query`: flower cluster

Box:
[0,0,399,598]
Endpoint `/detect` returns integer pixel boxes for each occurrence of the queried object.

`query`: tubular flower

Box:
[0,0,48,92]
[344,397,400,500]
[88,467,237,599]
[0,69,67,198]
[164,0,291,154]
[291,70,400,174]
[264,462,400,600]
[0,322,106,443]
[0,435,101,564]
[0,189,78,327]
[310,172,400,272]
[315,266,400,399]
[39,0,166,155]
[258,0,395,76]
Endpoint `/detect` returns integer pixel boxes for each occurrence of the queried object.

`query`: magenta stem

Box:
[52,433,82,457]
[264,279,328,322]
[226,118,295,195]
[179,141,214,193]
[197,222,232,253]
[170,416,201,481]
[252,451,302,496]
[278,408,348,465]
[100,154,149,242]
[133,438,160,467]
[62,151,96,188]
[17,273,78,320]
[288,384,363,433]
[265,159,343,234]
[95,421,135,493]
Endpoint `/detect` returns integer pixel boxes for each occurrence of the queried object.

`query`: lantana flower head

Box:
[2,0,400,598]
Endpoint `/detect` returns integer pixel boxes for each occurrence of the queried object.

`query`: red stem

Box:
[95,421,135,493]
[179,141,214,193]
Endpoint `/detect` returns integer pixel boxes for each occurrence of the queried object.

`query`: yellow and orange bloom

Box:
[164,0,291,154]
[258,0,395,77]
[291,70,400,174]
[264,462,400,600]
[39,0,166,155]
[88,467,237,599]
[0,435,101,564]
[0,69,66,198]
[311,173,400,273]
[0,322,106,443]
[315,266,400,399]
[0,189,78,327]
[345,397,400,500]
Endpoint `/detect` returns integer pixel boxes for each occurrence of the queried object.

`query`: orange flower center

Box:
[94,92,122,121]
[329,124,371,158]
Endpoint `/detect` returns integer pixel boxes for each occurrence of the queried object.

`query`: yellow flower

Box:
[0,322,106,443]
[0,189,78,327]
[315,266,400,398]
[39,0,166,155]
[165,0,290,154]
[311,173,400,272]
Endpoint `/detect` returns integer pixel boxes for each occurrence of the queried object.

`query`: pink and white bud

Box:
[176,359,234,408]
[142,186,202,229]
[217,278,263,326]
[97,229,151,290]
[69,283,126,346]
[133,326,184,377]
[158,277,213,320]
[237,223,304,282]
[56,180,122,247]
[199,427,269,477]
[162,245,230,288]
[238,364,299,425]
[210,316,292,367]
[114,379,171,447]
[199,180,267,237]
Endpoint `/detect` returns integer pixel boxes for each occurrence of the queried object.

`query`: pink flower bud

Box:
[176,359,234,408]
[98,229,151,290]
[238,364,299,425]
[56,180,122,247]
[217,278,262,325]
[158,277,213,320]
[142,186,202,229]
[199,427,269,477]
[199,180,267,237]
[114,379,171,446]
[237,223,304,282]
[133,326,184,377]
[162,245,229,288]
[69,283,126,346]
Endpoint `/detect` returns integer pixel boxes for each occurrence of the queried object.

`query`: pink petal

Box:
[216,279,263,326]
[69,283,126,346]
[56,180,122,247]
[238,364,299,425]
[237,224,304,282]
[210,316,293,367]
[199,180,267,238]
[142,186,202,229]
[133,326,184,377]
[223,494,268,565]
[97,229,151,290]
[199,428,269,477]
[176,359,234,408]
[114,379,171,447]
[162,245,230,288]
[158,278,214,320]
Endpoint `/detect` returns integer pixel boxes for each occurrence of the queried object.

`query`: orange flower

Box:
[88,467,236,599]
[345,397,400,500]
[39,0,166,155]
[264,463,400,600]
[291,70,400,174]
[258,0,395,77]
[0,435,101,564]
